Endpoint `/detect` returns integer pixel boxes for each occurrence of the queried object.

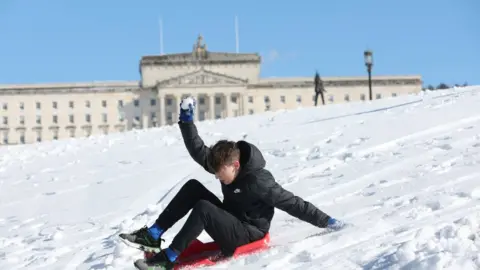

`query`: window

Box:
[264,96,270,103]
[376,93,381,99]
[215,97,221,104]
[328,95,334,103]
[102,113,107,123]
[102,100,107,107]
[19,116,24,125]
[69,129,75,138]
[118,100,123,107]
[199,111,206,121]
[118,113,125,122]
[86,101,91,108]
[248,96,253,103]
[69,101,74,108]
[392,93,397,97]
[280,96,286,103]
[150,99,156,106]
[134,99,139,107]
[36,132,41,142]
[344,94,350,102]
[69,114,74,123]
[360,94,366,101]
[296,95,302,103]
[2,132,8,144]
[36,115,41,125]
[20,134,25,144]
[19,102,24,110]
[231,96,237,103]
[85,114,91,123]
[249,109,254,115]
[198,97,205,105]
[2,116,7,125]
[53,115,58,124]
[36,102,41,110]
[2,103,7,110]
[53,101,57,109]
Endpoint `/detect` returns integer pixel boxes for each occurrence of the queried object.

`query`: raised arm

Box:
[177,97,215,174]
[249,170,331,228]
[178,121,214,174]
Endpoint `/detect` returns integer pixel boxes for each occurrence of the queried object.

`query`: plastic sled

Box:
[144,233,270,269]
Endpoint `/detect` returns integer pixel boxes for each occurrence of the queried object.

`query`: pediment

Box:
[157,69,247,88]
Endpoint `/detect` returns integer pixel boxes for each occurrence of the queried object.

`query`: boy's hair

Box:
[209,140,240,172]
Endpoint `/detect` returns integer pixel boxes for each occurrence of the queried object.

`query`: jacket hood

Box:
[235,141,266,179]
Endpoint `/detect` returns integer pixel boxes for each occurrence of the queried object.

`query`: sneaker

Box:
[119,226,164,248]
[134,250,175,270]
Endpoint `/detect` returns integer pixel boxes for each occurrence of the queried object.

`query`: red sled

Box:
[144,233,270,269]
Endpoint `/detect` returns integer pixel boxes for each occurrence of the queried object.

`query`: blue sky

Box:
[0,0,478,87]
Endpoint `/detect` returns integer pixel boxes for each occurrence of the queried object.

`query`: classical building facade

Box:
[0,35,422,145]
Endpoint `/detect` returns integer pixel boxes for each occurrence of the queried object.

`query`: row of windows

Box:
[0,99,156,111]
[1,113,126,125]
[1,95,244,112]
[2,95,370,111]
[1,93,389,111]
[329,92,396,102]
[0,93,400,127]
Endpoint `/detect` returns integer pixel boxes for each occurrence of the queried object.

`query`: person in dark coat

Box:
[120,97,345,269]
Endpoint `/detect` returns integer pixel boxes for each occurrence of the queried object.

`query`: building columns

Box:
[208,94,215,120]
[241,93,249,116]
[194,95,199,121]
[159,94,165,126]
[224,93,230,118]
[142,111,149,129]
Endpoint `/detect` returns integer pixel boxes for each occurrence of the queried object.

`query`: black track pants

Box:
[155,179,264,256]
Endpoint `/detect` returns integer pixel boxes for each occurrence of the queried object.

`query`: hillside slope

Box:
[1,86,480,269]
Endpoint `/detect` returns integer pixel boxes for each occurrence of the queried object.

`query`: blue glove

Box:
[326,217,346,231]
[179,97,196,122]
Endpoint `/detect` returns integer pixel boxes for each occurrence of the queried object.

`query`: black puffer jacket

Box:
[179,121,331,233]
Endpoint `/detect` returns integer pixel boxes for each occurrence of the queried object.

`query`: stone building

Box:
[0,35,422,145]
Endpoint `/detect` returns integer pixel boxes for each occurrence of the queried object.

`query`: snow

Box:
[1,86,480,270]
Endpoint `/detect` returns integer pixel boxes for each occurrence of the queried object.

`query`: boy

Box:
[120,97,345,269]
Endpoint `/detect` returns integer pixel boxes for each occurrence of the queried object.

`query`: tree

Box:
[436,83,450,90]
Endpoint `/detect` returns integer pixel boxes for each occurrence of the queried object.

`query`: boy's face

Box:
[215,160,240,185]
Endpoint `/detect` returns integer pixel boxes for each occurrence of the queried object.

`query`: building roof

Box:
[140,34,261,66]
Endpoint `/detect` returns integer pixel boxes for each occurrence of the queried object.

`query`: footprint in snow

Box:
[346,136,370,148]
[289,250,313,264]
[435,144,453,151]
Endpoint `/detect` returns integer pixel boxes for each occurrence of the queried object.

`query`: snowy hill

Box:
[1,86,480,270]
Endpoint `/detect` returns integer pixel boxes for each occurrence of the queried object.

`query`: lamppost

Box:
[364,50,373,100]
